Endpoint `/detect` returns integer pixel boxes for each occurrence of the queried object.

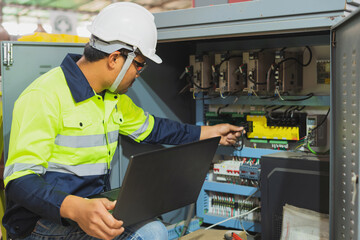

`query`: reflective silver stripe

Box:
[55,130,119,148]
[4,163,46,179]
[48,162,108,176]
[129,112,150,140]
[108,130,119,144]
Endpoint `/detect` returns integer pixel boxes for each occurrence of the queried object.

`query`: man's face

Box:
[115,54,146,94]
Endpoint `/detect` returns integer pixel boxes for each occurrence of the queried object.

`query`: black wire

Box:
[280,93,314,102]
[234,127,247,151]
[213,55,243,85]
[295,106,306,111]
[217,104,230,115]
[248,75,267,85]
[216,55,243,69]
[181,66,215,90]
[284,105,297,117]
[265,105,276,110]
[188,75,214,90]
[270,105,284,112]
[275,46,312,69]
[259,95,277,100]
[311,108,330,132]
[237,132,244,151]
[290,106,306,117]
[288,106,306,118]
[266,105,284,121]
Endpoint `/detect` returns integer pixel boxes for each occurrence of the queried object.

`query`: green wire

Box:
[307,142,317,154]
[174,221,182,237]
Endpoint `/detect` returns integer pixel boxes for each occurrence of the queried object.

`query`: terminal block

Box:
[208,192,261,221]
[240,158,261,180]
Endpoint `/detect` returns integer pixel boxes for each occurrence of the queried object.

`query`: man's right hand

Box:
[60,195,124,240]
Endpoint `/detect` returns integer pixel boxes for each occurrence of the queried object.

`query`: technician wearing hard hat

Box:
[3,2,244,240]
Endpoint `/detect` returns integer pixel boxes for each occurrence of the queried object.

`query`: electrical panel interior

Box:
[182,45,330,152]
[187,43,331,238]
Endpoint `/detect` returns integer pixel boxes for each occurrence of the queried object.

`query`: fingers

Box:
[222,130,246,146]
[218,136,237,146]
[76,199,125,240]
[100,198,116,210]
[227,132,240,141]
[227,124,244,132]
[102,213,124,230]
[89,218,124,240]
[98,199,124,229]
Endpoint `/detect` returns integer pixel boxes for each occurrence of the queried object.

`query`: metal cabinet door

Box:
[331,8,360,240]
[1,42,84,161]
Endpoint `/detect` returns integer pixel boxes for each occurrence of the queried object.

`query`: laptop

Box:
[95,137,220,227]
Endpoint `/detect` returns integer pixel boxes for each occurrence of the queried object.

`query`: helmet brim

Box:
[148,54,162,64]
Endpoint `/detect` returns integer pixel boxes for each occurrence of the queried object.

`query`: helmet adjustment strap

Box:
[109,51,136,92]
[90,36,133,54]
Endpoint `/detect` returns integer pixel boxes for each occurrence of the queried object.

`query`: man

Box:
[3,2,244,240]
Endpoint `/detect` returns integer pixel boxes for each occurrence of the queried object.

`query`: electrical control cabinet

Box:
[152,1,359,239]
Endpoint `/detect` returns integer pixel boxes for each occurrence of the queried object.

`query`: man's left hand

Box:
[200,124,245,146]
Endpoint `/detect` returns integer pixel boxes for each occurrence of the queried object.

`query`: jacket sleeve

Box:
[142,116,201,145]
[3,88,68,227]
[5,174,69,225]
[117,95,155,142]
[118,95,201,144]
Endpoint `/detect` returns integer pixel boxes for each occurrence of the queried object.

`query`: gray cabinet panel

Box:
[331,8,360,240]
[1,42,84,160]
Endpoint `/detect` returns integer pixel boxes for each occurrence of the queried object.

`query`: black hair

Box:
[83,42,110,62]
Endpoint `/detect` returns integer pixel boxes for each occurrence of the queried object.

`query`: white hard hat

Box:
[87,2,162,64]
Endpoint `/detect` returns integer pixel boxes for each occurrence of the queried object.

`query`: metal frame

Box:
[331,7,360,240]
[154,0,350,42]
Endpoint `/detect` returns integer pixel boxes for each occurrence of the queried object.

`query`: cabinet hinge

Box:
[2,42,13,67]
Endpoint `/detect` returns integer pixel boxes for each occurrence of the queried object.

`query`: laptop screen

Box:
[111,137,220,227]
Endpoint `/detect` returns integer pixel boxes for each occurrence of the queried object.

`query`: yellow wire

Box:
[276,88,285,100]
[295,143,304,150]
[252,89,258,97]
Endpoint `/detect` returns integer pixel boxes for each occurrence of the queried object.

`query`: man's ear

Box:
[108,51,122,69]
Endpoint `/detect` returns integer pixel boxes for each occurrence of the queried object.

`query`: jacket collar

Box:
[60,53,95,103]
